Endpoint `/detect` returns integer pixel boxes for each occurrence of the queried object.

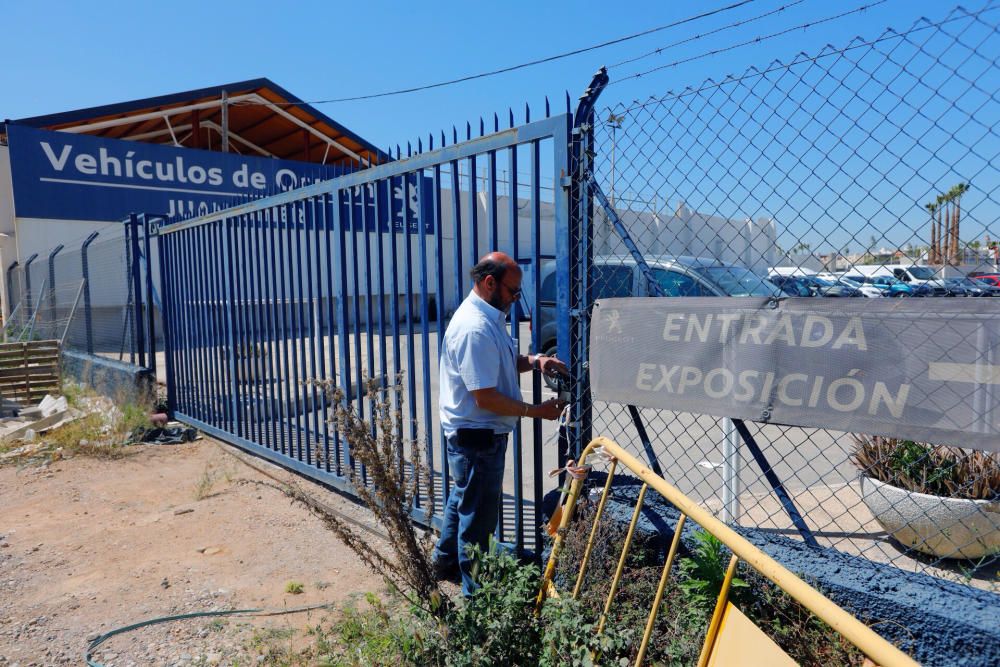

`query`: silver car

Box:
[534,255,784,386]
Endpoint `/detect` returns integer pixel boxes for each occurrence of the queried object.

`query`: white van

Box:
[849,264,947,296]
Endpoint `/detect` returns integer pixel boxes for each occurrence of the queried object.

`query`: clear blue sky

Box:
[2,0,990,253]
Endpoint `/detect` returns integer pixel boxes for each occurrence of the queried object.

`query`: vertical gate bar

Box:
[403,173,419,505]
[251,209,273,449]
[293,201,311,458]
[467,154,479,266]
[348,187,367,486]
[323,193,342,475]
[179,230,196,420]
[571,460,620,599]
[287,202,305,460]
[222,216,242,437]
[157,229,177,416]
[508,141,523,553]
[214,220,234,430]
[128,214,146,370]
[488,147,498,250]
[361,185,376,441]
[258,209,275,450]
[203,224,223,427]
[141,217,156,374]
[277,205,294,456]
[238,214,256,438]
[597,482,649,637]
[450,159,464,308]
[417,170,434,510]
[313,196,331,467]
[164,231,184,417]
[635,513,688,667]
[233,215,253,440]
[190,227,207,423]
[245,212,265,444]
[303,197,321,465]
[389,178,403,471]
[374,180,388,426]
[334,188,354,475]
[433,163,450,512]
[530,137,544,556]
[349,188,365,431]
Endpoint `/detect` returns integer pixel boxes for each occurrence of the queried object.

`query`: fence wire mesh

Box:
[583,5,999,591]
[4,229,139,364]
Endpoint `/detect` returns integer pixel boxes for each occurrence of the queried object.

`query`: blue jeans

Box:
[433,432,508,597]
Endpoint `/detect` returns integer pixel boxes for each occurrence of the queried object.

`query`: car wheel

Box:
[541,344,560,391]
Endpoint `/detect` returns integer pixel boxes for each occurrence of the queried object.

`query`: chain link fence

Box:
[4,227,142,365]
[582,5,999,591]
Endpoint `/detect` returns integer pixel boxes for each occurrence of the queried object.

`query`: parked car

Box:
[849,264,947,295]
[842,274,917,297]
[768,274,863,297]
[535,255,784,386]
[973,273,1000,287]
[832,275,883,298]
[944,277,1000,296]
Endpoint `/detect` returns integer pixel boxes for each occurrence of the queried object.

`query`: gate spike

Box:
[429,133,434,151]
[407,141,412,157]
[565,91,570,114]
[494,112,499,133]
[396,144,401,160]
[509,107,514,128]
[417,137,423,154]
[545,96,550,118]
[466,122,471,140]
[525,102,531,124]
[441,130,446,148]
[453,126,458,144]
[479,117,484,136]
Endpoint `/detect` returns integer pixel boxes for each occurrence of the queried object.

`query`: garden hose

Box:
[85,601,338,667]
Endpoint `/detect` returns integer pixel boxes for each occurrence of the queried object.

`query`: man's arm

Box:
[471,387,566,420]
[517,354,569,377]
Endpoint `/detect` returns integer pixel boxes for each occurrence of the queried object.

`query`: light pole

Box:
[606,112,625,209]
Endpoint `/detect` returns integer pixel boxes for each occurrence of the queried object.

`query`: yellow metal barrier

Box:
[537,436,919,667]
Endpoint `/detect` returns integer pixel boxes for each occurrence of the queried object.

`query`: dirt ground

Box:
[0,437,400,666]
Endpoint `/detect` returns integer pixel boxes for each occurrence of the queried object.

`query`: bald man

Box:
[433,251,568,596]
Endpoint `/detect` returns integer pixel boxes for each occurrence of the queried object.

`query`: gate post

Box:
[6,261,18,315]
[80,232,100,355]
[127,214,146,369]
[568,68,609,458]
[23,253,38,319]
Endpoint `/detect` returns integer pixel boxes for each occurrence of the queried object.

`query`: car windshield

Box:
[875,276,903,286]
[972,278,994,288]
[804,277,835,287]
[840,277,863,287]
[906,266,938,280]
[696,266,783,297]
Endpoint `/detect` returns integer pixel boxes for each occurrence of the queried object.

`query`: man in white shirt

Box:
[433,251,567,596]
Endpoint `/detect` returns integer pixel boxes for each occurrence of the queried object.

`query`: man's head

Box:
[471,251,522,313]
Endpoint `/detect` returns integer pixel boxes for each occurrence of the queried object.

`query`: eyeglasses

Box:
[501,280,523,300]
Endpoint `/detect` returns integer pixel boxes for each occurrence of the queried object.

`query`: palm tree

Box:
[926,201,938,264]
[937,193,949,265]
[950,183,970,264]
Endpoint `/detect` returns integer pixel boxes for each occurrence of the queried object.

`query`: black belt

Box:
[455,428,507,449]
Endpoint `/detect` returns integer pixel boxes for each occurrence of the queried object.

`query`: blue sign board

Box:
[6,124,433,233]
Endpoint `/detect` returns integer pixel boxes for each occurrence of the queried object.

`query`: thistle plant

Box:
[259,374,445,615]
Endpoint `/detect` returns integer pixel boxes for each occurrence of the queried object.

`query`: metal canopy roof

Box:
[6,78,387,167]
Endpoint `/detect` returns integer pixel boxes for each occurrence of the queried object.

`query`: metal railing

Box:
[538,437,919,667]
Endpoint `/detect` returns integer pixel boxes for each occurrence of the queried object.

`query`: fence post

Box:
[155,223,176,416]
[141,215,157,373]
[568,68,608,458]
[23,253,38,319]
[6,261,18,313]
[127,214,146,369]
[80,232,100,355]
[46,244,64,336]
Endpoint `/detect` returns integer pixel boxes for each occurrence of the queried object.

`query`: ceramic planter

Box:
[860,476,1000,559]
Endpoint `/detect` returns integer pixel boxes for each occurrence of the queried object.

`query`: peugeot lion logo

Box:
[605,309,622,334]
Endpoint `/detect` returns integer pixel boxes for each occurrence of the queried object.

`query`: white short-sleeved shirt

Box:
[439,291,520,437]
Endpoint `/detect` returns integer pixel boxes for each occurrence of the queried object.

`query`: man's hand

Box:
[537,355,569,378]
[530,398,567,420]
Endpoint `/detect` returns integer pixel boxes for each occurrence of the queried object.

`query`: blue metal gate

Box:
[155,111,573,553]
